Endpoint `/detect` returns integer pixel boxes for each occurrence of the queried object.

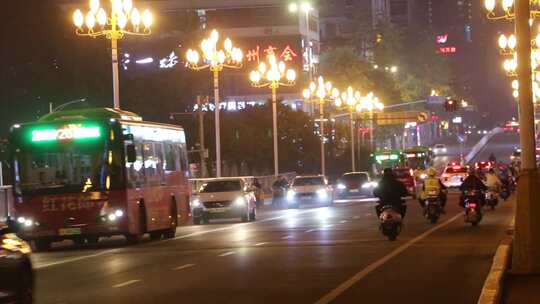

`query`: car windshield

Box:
[445,167,467,174]
[342,174,368,183]
[200,180,242,193]
[293,177,324,186]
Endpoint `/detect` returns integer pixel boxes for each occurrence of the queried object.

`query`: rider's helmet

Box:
[427,167,437,177]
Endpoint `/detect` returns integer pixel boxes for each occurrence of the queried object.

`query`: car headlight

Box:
[442,148,447,152]
[191,199,201,208]
[287,190,296,200]
[317,189,328,199]
[337,183,346,190]
[234,197,246,207]
[361,183,371,189]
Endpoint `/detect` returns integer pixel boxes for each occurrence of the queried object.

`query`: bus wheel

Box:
[163,201,178,239]
[32,239,51,252]
[149,231,162,240]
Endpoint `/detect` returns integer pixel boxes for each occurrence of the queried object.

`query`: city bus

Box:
[403,146,434,169]
[9,108,191,250]
[371,149,405,176]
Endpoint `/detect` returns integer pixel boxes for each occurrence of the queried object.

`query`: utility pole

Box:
[197,96,208,178]
[513,0,540,274]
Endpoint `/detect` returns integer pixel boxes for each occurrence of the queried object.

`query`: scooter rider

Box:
[485,168,502,192]
[459,168,487,207]
[373,168,409,219]
[419,167,447,212]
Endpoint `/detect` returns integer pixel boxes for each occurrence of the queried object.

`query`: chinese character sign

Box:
[246,45,298,64]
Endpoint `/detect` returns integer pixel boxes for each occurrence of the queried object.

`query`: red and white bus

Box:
[9,108,191,250]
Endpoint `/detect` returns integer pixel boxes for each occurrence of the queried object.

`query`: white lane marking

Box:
[340,220,347,224]
[322,224,334,229]
[34,249,120,270]
[35,208,321,269]
[173,263,195,271]
[112,280,141,288]
[305,229,317,233]
[353,216,360,219]
[282,235,293,239]
[314,212,462,304]
[254,242,268,246]
[219,251,236,257]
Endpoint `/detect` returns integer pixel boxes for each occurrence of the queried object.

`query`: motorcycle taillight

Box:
[468,203,477,208]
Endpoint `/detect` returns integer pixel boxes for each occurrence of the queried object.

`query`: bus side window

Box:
[143,142,164,186]
[164,143,180,172]
[178,144,188,172]
[126,142,144,188]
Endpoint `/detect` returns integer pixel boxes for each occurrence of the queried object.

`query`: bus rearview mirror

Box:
[126,145,137,163]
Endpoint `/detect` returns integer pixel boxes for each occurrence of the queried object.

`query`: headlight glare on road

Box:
[317,189,328,199]
[234,197,246,207]
[287,190,296,200]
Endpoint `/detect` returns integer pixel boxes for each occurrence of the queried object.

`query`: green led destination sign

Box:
[31,124,101,142]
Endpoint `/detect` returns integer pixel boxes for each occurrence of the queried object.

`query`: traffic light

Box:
[444,98,458,112]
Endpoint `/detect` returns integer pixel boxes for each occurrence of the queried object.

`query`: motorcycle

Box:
[424,190,442,224]
[379,205,402,241]
[500,184,510,201]
[485,188,499,210]
[464,190,483,226]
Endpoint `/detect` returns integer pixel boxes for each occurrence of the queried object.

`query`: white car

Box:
[191,178,257,224]
[433,144,448,155]
[286,175,333,208]
[442,163,468,188]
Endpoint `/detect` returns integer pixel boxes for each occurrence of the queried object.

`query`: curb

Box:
[477,214,516,304]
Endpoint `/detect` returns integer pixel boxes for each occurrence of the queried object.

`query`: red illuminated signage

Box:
[438,46,457,54]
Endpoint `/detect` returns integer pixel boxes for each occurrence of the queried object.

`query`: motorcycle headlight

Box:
[337,183,346,190]
[191,199,201,208]
[420,174,428,180]
[317,189,328,199]
[287,190,296,200]
[234,197,246,207]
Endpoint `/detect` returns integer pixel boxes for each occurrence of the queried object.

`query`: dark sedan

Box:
[335,172,377,199]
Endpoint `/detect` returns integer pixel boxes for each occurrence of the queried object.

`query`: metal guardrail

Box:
[0,186,13,224]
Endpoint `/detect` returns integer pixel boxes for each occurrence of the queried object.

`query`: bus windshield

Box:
[14,142,108,195]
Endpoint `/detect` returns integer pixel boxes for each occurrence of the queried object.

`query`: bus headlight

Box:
[114,210,124,217]
[108,214,117,221]
[234,197,246,207]
[317,189,328,200]
[17,217,35,228]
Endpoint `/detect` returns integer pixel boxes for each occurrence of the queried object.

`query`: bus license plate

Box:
[59,228,82,236]
[208,208,227,213]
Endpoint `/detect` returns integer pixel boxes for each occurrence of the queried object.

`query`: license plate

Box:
[58,228,82,236]
[301,196,313,200]
[350,189,360,193]
[208,207,227,213]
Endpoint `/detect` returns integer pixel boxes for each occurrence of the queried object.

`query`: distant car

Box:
[335,172,377,199]
[191,178,257,224]
[432,144,448,155]
[0,223,33,303]
[286,175,333,208]
[475,161,493,173]
[442,162,469,188]
[393,168,417,198]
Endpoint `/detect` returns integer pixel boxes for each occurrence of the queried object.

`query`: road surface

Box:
[32,135,515,304]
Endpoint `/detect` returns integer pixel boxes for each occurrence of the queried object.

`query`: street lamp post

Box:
[357,92,384,152]
[250,55,297,177]
[485,0,540,273]
[303,76,339,176]
[335,87,362,172]
[73,0,153,109]
[186,30,244,178]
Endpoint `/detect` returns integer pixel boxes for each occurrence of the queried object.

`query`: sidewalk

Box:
[503,274,540,303]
